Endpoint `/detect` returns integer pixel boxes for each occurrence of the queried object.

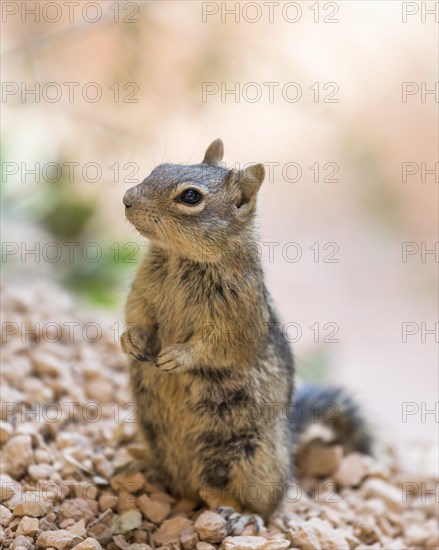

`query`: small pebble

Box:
[195,511,228,543]
[16,516,39,537]
[13,502,45,518]
[2,435,34,479]
[137,494,170,524]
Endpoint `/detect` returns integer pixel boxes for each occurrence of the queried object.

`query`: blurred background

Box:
[1,1,437,460]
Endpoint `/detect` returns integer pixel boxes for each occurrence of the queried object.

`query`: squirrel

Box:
[120,139,371,531]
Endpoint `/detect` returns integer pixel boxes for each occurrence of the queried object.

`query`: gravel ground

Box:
[1,278,438,550]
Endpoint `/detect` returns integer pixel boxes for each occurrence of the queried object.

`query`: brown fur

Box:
[121,140,370,523]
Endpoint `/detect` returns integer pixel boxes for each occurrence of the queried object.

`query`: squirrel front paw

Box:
[121,326,154,362]
[155,344,193,372]
[216,506,264,535]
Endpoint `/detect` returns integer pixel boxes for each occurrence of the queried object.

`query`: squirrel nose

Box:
[124,184,143,208]
[123,188,138,208]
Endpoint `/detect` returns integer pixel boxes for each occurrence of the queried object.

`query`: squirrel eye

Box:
[178,188,202,205]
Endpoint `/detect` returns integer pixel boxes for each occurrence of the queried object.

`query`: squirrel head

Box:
[123,139,265,262]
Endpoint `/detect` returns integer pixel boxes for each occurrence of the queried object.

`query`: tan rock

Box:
[383,540,408,550]
[286,522,322,550]
[342,531,362,549]
[195,511,228,543]
[13,502,46,518]
[117,489,138,513]
[68,519,87,538]
[99,493,118,512]
[319,506,343,528]
[85,380,113,403]
[2,355,32,387]
[263,539,291,550]
[404,523,428,546]
[112,422,137,445]
[58,499,95,523]
[174,498,198,514]
[196,543,216,550]
[0,473,18,501]
[0,421,13,444]
[132,530,148,544]
[87,523,109,541]
[356,497,386,516]
[56,432,82,450]
[153,516,193,546]
[2,435,34,478]
[72,538,103,550]
[376,515,397,538]
[112,534,129,549]
[81,361,103,380]
[92,456,114,480]
[223,536,290,550]
[34,449,52,464]
[111,473,145,494]
[60,519,76,529]
[22,376,54,403]
[15,422,39,440]
[180,525,199,549]
[412,495,439,518]
[28,464,52,481]
[334,453,370,488]
[36,529,79,549]
[11,534,35,549]
[119,510,142,533]
[137,494,170,524]
[362,478,403,514]
[5,489,26,512]
[32,351,62,377]
[223,536,267,550]
[426,535,439,549]
[300,443,343,477]
[352,516,380,545]
[307,519,349,550]
[16,515,39,536]
[0,504,12,527]
[149,491,176,505]
[72,482,98,501]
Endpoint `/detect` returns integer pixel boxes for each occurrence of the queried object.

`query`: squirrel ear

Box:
[203,139,224,164]
[229,163,265,208]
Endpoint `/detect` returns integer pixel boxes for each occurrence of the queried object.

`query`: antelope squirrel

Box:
[121,139,370,530]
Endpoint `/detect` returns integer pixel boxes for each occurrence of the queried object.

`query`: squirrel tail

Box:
[291,383,372,455]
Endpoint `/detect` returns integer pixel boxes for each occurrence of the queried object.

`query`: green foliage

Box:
[65,242,139,307]
[41,194,95,239]
[344,137,403,231]
[4,169,138,308]
[296,350,332,383]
